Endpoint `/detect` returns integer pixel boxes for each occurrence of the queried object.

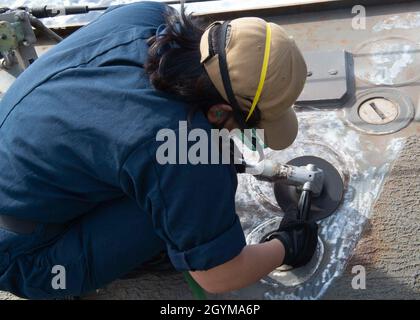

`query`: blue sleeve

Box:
[120,138,246,271]
[97,1,173,28]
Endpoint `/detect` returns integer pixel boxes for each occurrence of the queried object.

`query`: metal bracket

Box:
[296,50,355,108]
[0,10,38,70]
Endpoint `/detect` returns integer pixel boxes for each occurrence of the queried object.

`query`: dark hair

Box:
[145,3,223,116]
[145,2,261,126]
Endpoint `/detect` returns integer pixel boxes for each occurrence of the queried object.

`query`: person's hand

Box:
[265,207,318,268]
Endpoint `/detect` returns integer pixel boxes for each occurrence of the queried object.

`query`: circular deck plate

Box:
[274,156,344,222]
[346,88,414,135]
[354,37,420,86]
[358,97,399,125]
[246,217,324,287]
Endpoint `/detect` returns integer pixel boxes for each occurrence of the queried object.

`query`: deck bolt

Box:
[307,71,313,77]
[328,69,338,75]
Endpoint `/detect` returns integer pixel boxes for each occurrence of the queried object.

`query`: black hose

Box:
[298,190,312,221]
[87,7,109,12]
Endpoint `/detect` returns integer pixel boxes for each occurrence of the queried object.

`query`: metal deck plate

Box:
[296,50,354,107]
[346,88,415,135]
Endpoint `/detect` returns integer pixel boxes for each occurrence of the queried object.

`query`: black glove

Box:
[265,207,318,268]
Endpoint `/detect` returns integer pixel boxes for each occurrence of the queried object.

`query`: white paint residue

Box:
[373,13,420,32]
[231,110,406,300]
[370,43,414,85]
[354,38,420,86]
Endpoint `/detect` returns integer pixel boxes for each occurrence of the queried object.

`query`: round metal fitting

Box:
[346,88,414,135]
[358,97,399,125]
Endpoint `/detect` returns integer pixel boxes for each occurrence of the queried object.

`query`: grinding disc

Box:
[274,156,344,222]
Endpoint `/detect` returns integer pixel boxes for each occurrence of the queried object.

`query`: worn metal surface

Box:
[248,2,419,299]
[220,111,406,299]
[324,135,420,300]
[1,1,420,300]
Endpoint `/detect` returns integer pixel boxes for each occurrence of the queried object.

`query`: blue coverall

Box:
[0,2,246,299]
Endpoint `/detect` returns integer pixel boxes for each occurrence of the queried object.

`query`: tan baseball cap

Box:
[200,18,307,150]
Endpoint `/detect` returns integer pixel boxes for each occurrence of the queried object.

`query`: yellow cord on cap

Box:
[246,23,272,122]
